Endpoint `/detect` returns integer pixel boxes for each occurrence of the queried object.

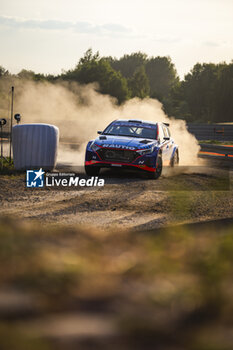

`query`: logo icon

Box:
[26,168,45,188]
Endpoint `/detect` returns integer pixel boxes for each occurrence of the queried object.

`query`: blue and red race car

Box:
[85,119,179,179]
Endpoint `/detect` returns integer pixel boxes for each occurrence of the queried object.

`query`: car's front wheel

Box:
[85,166,100,176]
[148,154,162,179]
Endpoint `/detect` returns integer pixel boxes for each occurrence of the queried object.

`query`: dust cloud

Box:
[3,79,200,166]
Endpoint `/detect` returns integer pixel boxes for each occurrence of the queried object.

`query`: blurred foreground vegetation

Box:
[0,217,232,350]
[1,50,233,123]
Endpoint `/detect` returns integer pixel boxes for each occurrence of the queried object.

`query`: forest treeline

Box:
[1,49,232,123]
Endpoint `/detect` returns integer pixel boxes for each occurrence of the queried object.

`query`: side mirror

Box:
[97,131,102,135]
[164,137,170,141]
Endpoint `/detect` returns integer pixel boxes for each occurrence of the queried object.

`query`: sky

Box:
[0,0,232,78]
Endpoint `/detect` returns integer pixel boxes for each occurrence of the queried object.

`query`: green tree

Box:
[108,52,148,79]
[17,69,51,82]
[64,49,130,103]
[129,66,150,98]
[0,66,9,77]
[214,62,233,122]
[145,56,179,101]
[107,52,179,107]
[170,62,233,123]
[17,69,36,80]
[180,63,220,122]
[169,82,192,120]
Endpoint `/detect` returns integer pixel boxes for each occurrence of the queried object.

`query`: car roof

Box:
[114,119,169,127]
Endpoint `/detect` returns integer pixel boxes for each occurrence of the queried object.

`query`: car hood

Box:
[94,135,158,150]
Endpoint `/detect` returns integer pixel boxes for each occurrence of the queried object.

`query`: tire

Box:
[148,154,162,179]
[170,150,179,167]
[85,166,100,176]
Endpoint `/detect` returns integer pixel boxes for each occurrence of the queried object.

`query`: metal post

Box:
[1,124,2,169]
[9,86,14,161]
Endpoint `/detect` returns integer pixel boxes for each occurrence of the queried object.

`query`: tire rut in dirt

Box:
[25,183,148,221]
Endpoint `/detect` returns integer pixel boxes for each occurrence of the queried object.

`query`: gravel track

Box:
[0,164,232,230]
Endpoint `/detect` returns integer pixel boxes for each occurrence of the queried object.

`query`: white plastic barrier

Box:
[12,123,59,170]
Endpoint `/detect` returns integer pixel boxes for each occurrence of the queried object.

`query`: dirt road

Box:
[0,164,232,230]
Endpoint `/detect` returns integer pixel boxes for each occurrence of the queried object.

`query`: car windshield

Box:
[103,124,157,140]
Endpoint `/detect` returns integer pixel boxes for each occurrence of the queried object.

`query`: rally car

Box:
[85,119,179,179]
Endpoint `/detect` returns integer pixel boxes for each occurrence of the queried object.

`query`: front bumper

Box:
[85,144,159,173]
[85,160,156,173]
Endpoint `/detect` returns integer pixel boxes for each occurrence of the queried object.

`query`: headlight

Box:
[91,142,101,152]
[137,146,155,155]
